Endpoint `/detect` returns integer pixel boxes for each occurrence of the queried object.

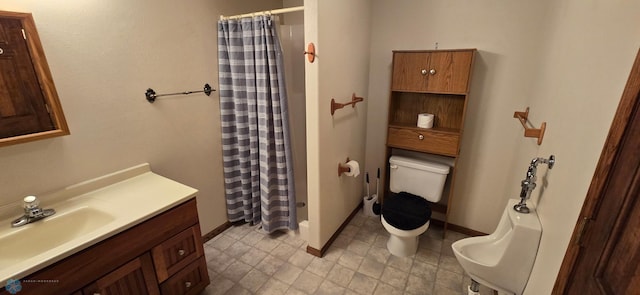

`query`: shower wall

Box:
[280,11,307,222]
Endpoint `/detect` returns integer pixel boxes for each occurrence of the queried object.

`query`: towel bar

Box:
[146,83,215,103]
[331,93,364,115]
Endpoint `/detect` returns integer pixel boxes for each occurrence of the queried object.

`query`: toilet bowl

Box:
[452,199,542,295]
[381,211,430,256]
[382,156,449,257]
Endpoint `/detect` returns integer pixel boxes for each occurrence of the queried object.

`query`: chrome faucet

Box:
[513,155,555,213]
[11,196,56,227]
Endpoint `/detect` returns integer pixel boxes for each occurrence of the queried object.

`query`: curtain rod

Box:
[219,6,304,20]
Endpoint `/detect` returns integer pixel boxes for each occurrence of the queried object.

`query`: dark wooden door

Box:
[554,49,640,294]
[0,17,53,138]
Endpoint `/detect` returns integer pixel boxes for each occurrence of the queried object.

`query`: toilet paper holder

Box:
[338,158,351,176]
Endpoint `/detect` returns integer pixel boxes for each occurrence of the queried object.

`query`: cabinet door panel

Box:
[0,18,54,138]
[83,254,160,295]
[426,51,473,94]
[387,127,459,156]
[391,52,429,92]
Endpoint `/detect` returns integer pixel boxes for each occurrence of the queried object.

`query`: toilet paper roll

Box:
[417,113,434,129]
[343,160,360,177]
[363,194,378,217]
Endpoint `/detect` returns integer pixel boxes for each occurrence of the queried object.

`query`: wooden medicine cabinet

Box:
[0,11,69,147]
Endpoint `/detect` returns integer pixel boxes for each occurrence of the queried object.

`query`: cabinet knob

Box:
[429,69,436,75]
[421,69,427,75]
[185,281,192,288]
[178,249,186,256]
[418,134,425,140]
[0,48,3,55]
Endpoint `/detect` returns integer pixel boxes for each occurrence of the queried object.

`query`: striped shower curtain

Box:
[217,15,297,232]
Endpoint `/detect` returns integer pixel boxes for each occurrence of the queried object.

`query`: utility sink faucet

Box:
[11,196,56,227]
[513,155,555,213]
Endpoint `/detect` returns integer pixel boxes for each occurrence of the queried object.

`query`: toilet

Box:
[382,155,450,257]
[452,199,542,295]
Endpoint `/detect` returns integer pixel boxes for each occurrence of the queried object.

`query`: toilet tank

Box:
[389,155,450,202]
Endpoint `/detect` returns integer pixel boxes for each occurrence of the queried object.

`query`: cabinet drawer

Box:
[160,257,209,295]
[152,226,204,283]
[387,127,459,156]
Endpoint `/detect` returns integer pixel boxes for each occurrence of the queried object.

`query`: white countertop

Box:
[0,163,198,286]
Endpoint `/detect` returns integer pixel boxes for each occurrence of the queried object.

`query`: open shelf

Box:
[389,92,466,131]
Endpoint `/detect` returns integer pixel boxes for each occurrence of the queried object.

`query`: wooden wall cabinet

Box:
[1,199,209,295]
[385,49,476,232]
[391,50,474,94]
[0,11,70,147]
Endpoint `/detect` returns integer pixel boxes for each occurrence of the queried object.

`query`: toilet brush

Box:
[372,168,381,215]
[376,168,380,197]
[365,172,370,199]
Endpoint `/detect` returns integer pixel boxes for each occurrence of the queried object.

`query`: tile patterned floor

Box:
[201,210,495,295]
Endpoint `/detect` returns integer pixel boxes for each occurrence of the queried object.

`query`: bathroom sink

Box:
[0,206,116,266]
[0,163,199,286]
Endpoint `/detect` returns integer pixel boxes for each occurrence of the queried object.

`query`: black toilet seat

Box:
[381,191,432,230]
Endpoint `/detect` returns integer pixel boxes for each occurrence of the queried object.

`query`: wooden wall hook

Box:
[304,43,316,63]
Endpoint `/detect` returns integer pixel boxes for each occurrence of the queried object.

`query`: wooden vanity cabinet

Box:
[0,199,209,295]
[385,49,476,233]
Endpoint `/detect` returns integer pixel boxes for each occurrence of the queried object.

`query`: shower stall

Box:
[218,4,307,235]
[279,10,308,225]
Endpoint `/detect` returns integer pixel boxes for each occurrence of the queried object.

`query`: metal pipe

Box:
[514,155,555,213]
[220,6,304,20]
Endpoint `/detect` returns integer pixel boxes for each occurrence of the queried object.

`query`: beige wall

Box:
[0,0,282,235]
[305,0,372,250]
[4,0,640,292]
[366,0,640,294]
[366,0,553,235]
[523,1,640,293]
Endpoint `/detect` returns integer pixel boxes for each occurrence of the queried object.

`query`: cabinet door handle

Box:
[421,69,427,75]
[429,69,436,75]
[185,281,192,288]
[0,48,3,55]
[178,249,186,256]
[418,134,425,140]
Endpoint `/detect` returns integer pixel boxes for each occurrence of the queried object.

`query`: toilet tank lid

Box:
[389,156,450,174]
